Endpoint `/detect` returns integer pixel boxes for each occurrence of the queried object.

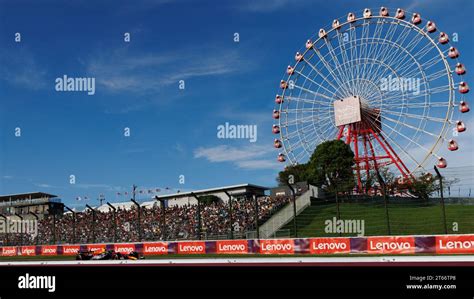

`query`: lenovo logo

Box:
[177,242,206,254]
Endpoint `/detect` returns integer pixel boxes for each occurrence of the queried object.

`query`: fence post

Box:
[190,193,202,240]
[224,191,234,239]
[253,195,260,239]
[131,199,142,241]
[106,203,116,243]
[434,166,448,234]
[375,171,391,235]
[15,213,23,246]
[29,212,40,245]
[86,204,96,243]
[52,212,56,244]
[287,184,298,238]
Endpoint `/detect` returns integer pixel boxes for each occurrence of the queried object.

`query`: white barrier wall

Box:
[259,186,318,238]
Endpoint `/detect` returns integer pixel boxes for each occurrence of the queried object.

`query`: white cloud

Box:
[237,0,294,13]
[85,48,245,94]
[0,48,48,90]
[194,144,278,170]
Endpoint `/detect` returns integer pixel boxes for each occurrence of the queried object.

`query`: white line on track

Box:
[1,255,473,266]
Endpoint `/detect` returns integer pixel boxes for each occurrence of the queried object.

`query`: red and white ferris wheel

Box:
[272,7,470,190]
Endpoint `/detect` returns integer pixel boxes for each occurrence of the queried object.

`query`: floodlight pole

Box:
[29,212,39,245]
[86,204,96,243]
[434,166,448,234]
[224,191,234,239]
[287,184,298,238]
[106,202,117,243]
[190,192,202,240]
[131,199,142,241]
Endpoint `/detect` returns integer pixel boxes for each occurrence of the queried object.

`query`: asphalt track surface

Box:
[1,255,473,266]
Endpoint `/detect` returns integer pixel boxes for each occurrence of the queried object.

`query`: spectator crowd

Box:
[1,196,291,246]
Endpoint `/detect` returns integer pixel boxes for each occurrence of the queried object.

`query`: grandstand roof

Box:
[155,183,268,200]
[0,192,58,203]
[96,201,137,212]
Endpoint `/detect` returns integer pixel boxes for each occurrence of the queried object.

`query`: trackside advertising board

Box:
[0,235,473,257]
[309,238,351,254]
[436,235,474,254]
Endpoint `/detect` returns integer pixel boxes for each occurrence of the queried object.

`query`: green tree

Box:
[277,163,308,186]
[305,140,355,193]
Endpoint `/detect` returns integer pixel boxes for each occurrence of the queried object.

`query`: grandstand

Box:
[2,180,473,247]
[0,183,293,246]
[0,192,64,219]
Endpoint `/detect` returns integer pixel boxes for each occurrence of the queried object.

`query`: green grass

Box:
[283,201,474,237]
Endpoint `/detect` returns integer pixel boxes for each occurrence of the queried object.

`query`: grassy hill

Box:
[281,197,474,237]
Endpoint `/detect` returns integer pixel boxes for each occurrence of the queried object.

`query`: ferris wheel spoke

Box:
[336,31,356,93]
[364,22,413,85]
[363,20,384,73]
[291,85,337,102]
[425,69,451,82]
[382,84,451,103]
[282,114,333,127]
[309,47,352,97]
[383,102,452,109]
[324,37,353,92]
[383,110,450,124]
[363,114,429,171]
[292,69,340,97]
[295,58,343,95]
[367,19,401,68]
[380,114,445,139]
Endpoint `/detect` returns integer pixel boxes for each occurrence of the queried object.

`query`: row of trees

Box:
[277,140,457,199]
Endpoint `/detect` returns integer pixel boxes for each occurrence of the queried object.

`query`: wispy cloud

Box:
[0,48,48,90]
[74,183,124,192]
[85,47,245,94]
[236,0,307,13]
[34,183,56,188]
[194,144,279,170]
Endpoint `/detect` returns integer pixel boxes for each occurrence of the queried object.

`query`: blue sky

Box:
[0,0,473,208]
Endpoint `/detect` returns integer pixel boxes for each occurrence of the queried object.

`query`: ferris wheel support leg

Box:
[362,134,371,193]
[368,129,409,178]
[336,126,345,140]
[367,135,382,194]
[377,132,413,178]
[353,129,363,192]
[345,126,352,144]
